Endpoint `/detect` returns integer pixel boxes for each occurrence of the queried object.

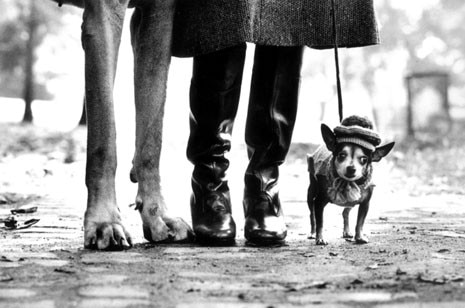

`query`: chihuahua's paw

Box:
[315,238,328,246]
[342,231,354,239]
[355,235,369,244]
[308,232,316,239]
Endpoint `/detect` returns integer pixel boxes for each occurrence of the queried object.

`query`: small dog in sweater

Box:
[307,116,395,245]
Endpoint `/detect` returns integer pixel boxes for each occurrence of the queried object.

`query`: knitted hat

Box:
[333,116,381,152]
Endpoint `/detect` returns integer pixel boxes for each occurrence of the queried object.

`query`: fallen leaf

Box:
[451,276,464,282]
[299,252,316,258]
[1,217,40,230]
[0,274,13,282]
[417,274,447,285]
[1,256,24,262]
[366,264,379,270]
[351,279,364,285]
[54,267,76,274]
[396,268,407,275]
[11,207,38,214]
[285,281,330,292]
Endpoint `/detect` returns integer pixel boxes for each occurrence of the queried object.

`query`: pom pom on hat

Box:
[333,116,381,151]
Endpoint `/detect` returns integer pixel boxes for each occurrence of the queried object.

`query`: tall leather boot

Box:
[187,44,246,244]
[243,45,304,245]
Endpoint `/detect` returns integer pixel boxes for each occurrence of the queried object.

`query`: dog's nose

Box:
[346,166,356,176]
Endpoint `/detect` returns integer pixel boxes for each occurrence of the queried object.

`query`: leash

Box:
[331,0,343,123]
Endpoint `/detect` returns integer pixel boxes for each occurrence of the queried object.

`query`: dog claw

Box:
[84,221,133,250]
[316,238,328,246]
[342,232,354,239]
[143,216,194,243]
[355,236,369,244]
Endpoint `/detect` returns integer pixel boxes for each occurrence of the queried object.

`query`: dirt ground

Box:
[1,123,465,308]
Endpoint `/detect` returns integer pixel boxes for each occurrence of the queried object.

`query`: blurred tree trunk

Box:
[22,0,38,123]
[78,96,87,126]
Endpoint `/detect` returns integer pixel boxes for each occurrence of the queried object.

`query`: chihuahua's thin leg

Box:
[314,197,329,245]
[355,189,373,244]
[307,176,318,239]
[342,207,353,238]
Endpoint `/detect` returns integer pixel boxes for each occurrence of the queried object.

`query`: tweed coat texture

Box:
[172,0,379,57]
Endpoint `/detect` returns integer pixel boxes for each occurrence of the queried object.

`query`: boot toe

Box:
[194,214,236,245]
[244,215,286,245]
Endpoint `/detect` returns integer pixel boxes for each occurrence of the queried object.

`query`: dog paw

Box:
[315,238,328,246]
[355,235,369,244]
[143,215,194,243]
[308,232,316,239]
[342,231,354,239]
[84,221,132,250]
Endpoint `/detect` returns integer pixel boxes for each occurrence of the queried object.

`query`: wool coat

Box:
[172,0,379,57]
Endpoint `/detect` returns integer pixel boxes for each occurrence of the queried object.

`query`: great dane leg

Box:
[82,0,132,250]
[130,2,193,242]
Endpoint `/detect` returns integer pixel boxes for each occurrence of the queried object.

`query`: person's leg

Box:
[243,45,304,244]
[187,44,246,244]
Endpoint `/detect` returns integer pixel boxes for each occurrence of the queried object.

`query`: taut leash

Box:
[331,0,343,123]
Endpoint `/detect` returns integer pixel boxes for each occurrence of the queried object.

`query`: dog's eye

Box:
[359,156,368,165]
[337,152,347,160]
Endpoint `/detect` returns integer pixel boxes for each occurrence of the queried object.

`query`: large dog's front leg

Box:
[82,0,131,250]
[130,1,193,242]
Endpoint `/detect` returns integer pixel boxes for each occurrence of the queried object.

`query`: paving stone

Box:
[391,292,419,301]
[81,274,128,285]
[375,303,465,308]
[1,253,68,271]
[177,303,280,308]
[80,252,150,265]
[181,281,265,292]
[0,300,55,308]
[78,286,150,299]
[29,259,69,267]
[76,298,152,308]
[1,252,58,260]
[82,266,109,273]
[288,292,396,304]
[178,271,226,279]
[0,262,22,268]
[163,249,255,260]
[0,288,36,299]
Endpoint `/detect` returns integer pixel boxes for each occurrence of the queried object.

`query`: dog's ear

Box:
[321,124,336,152]
[372,142,395,162]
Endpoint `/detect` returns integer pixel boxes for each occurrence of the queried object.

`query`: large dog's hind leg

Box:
[130,1,193,242]
[82,0,132,250]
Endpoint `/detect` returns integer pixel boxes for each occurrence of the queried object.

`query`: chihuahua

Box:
[307,116,395,245]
